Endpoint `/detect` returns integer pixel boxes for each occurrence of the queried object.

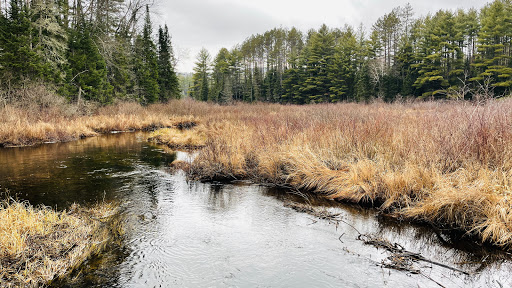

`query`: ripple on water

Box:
[0,132,511,288]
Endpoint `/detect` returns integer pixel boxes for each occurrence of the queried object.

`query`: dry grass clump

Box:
[0,199,121,287]
[148,115,206,149]
[149,127,207,149]
[167,100,512,249]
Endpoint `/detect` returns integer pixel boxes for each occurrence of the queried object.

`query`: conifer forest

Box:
[0,0,180,104]
[4,1,512,286]
[0,1,511,104]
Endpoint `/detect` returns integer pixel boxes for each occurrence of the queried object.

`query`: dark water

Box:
[1,133,511,288]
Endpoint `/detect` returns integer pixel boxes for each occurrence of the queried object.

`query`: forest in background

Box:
[0,0,511,105]
[191,0,512,103]
[0,0,180,105]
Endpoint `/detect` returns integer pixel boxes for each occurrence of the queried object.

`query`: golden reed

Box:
[159,99,512,249]
[0,200,120,287]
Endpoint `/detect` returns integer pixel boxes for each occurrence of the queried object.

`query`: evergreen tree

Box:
[282,53,303,103]
[0,0,48,83]
[471,0,512,94]
[1,1,510,104]
[413,11,465,98]
[211,48,231,102]
[31,0,68,82]
[109,34,136,99]
[329,27,358,102]
[134,5,159,104]
[65,21,113,103]
[191,48,211,101]
[157,25,180,101]
[298,24,336,103]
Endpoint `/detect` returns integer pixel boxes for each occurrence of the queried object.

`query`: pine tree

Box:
[329,27,358,102]
[413,11,465,98]
[191,48,211,101]
[157,25,180,101]
[471,0,512,94]
[298,24,336,103]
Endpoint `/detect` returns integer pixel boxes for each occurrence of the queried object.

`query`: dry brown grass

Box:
[4,92,512,249]
[148,127,207,149]
[0,85,204,146]
[149,99,512,249]
[0,99,185,147]
[0,199,121,287]
[147,116,206,149]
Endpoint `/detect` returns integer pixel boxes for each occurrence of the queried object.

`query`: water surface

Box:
[0,133,510,287]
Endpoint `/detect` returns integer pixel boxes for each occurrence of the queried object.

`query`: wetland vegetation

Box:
[0,199,121,287]
[1,0,512,286]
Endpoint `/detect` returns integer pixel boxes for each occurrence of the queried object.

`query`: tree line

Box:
[0,0,180,104]
[190,1,512,103]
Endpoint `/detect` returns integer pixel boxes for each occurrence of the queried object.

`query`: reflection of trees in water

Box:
[0,133,145,180]
[207,184,236,211]
[0,133,176,209]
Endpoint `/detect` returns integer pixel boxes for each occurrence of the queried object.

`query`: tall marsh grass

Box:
[0,85,185,146]
[153,100,512,249]
[0,199,120,287]
[3,87,512,249]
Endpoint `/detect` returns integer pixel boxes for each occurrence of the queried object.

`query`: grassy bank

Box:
[0,101,181,147]
[0,85,191,147]
[4,93,512,249]
[0,199,121,287]
[150,100,512,249]
[148,117,207,149]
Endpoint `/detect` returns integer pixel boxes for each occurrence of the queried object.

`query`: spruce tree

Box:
[109,34,136,99]
[134,5,159,104]
[157,25,180,101]
[191,48,211,101]
[65,21,113,103]
[212,48,231,102]
[0,0,48,83]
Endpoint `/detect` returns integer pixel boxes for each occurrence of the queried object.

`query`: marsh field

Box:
[2,99,512,287]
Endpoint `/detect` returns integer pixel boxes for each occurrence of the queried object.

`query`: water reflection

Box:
[0,132,175,208]
[1,133,511,287]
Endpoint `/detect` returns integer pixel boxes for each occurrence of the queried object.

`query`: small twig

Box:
[338,233,345,244]
[70,70,89,83]
[420,272,446,288]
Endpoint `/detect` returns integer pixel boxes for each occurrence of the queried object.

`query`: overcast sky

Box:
[152,0,489,73]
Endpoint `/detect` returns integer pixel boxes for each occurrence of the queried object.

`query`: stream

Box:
[0,132,510,287]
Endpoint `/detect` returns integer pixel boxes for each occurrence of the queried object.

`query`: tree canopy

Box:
[191,0,512,104]
[0,0,180,104]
